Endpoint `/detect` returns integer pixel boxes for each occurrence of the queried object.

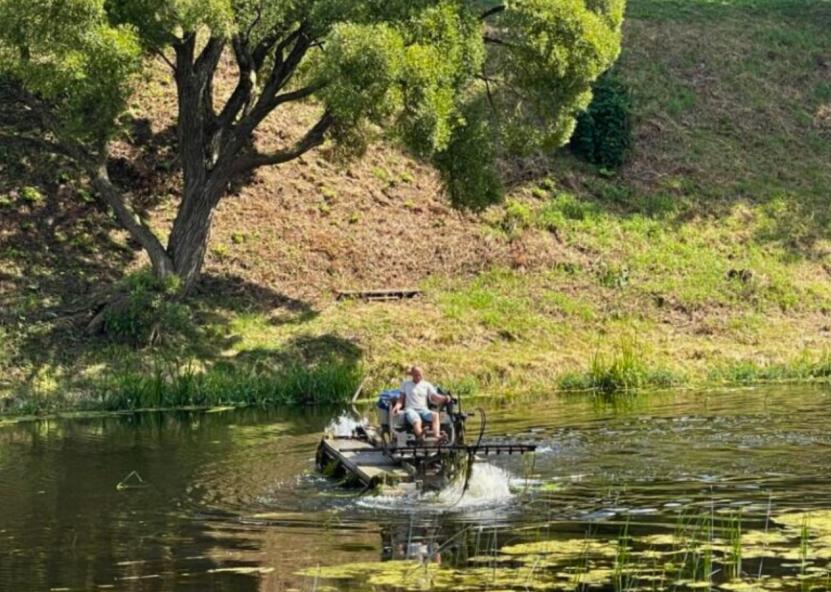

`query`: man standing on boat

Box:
[391,366,451,442]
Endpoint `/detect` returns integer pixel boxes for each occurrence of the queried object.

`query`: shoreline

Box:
[3,369,828,423]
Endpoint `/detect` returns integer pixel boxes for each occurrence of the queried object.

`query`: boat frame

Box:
[316,393,535,491]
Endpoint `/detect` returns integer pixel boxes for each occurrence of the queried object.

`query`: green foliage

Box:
[103,269,191,347]
[538,193,599,227]
[433,0,625,205]
[500,199,533,235]
[559,337,680,393]
[434,99,502,209]
[395,2,484,154]
[492,0,625,152]
[0,0,142,143]
[596,261,629,289]
[1,0,626,211]
[708,351,831,384]
[318,23,406,128]
[571,71,633,167]
[588,339,648,392]
[99,357,361,409]
[105,0,235,48]
[19,186,44,205]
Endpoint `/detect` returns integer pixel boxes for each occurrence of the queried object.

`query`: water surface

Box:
[1,385,830,591]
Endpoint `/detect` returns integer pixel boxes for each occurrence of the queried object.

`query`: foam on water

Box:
[357,462,516,512]
[324,414,366,437]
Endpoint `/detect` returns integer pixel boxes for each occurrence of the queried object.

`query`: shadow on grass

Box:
[9,282,361,412]
[7,270,362,412]
[0,78,364,413]
[0,78,178,327]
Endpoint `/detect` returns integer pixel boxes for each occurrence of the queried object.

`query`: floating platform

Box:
[317,436,412,488]
[317,433,536,491]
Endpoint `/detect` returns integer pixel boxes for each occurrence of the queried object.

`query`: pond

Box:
[1,385,831,591]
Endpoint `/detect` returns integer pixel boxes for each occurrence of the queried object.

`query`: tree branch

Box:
[267,81,327,110]
[253,27,290,68]
[215,35,256,131]
[194,36,225,79]
[230,112,334,175]
[243,3,264,40]
[152,48,176,72]
[478,73,498,115]
[194,37,225,134]
[15,81,173,275]
[91,161,174,277]
[173,33,197,75]
[230,24,315,144]
[259,24,311,102]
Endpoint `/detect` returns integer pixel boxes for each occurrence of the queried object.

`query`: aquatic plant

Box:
[96,356,362,410]
[727,512,743,581]
[613,518,633,591]
[557,336,681,394]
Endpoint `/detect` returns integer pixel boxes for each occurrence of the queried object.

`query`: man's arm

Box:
[427,384,449,407]
[391,392,404,415]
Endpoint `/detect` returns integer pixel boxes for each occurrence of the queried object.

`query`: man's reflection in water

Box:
[381,523,443,566]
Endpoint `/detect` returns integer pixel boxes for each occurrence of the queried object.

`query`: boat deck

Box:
[318,437,412,487]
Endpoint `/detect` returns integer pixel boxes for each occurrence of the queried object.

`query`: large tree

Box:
[0,0,625,292]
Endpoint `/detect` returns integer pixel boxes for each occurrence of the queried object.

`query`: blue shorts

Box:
[403,408,435,425]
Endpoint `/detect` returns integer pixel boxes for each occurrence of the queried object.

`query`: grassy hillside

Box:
[3,0,831,414]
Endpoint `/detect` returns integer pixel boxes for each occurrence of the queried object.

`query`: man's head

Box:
[408,366,423,383]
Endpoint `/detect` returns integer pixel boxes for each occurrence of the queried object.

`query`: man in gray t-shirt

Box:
[391,366,451,441]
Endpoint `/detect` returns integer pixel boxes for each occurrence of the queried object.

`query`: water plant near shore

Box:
[95,357,362,411]
[557,337,681,394]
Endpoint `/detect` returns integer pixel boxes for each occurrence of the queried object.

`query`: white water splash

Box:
[357,462,516,512]
[325,414,366,437]
[433,462,514,507]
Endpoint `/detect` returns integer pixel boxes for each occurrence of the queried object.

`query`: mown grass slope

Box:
[2,0,831,412]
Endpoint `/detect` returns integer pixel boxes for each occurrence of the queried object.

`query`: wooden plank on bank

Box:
[336,289,421,301]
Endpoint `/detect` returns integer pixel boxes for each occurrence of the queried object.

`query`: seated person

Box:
[390,366,451,442]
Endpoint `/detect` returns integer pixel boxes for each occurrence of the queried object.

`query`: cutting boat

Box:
[316,389,536,492]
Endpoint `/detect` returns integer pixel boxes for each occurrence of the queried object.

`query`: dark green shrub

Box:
[570,72,633,168]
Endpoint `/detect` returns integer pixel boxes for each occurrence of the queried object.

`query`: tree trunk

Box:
[167,177,227,293]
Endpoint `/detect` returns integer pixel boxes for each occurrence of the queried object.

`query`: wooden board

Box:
[335,289,421,301]
[320,437,411,487]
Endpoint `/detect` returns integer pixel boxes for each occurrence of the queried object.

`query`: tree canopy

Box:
[0,0,625,291]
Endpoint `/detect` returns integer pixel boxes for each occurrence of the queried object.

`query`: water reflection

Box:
[1,385,831,590]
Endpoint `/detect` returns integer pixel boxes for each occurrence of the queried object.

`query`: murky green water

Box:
[2,385,831,591]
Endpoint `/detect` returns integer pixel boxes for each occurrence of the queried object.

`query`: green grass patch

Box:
[437,269,550,338]
[709,351,831,384]
[558,337,682,393]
